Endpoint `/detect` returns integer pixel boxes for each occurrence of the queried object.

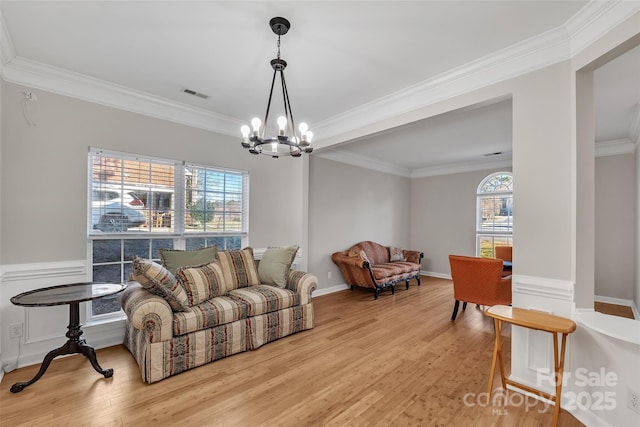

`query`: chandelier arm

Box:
[262,68,279,140]
[280,71,297,141]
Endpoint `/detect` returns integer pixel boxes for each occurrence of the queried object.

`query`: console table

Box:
[9,282,126,393]
[485,305,576,427]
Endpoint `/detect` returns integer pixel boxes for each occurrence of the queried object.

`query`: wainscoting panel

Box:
[1,260,126,372]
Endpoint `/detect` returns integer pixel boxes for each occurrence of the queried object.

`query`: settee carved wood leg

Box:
[391,285,395,295]
[451,300,460,321]
[405,280,410,290]
[374,288,379,300]
[463,302,468,311]
[350,285,354,291]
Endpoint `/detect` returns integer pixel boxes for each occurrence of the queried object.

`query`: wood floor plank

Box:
[0,276,584,426]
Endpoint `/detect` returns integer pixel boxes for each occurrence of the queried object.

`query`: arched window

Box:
[477,172,513,258]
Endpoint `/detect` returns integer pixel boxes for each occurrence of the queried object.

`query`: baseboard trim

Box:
[422,270,451,280]
[313,284,350,297]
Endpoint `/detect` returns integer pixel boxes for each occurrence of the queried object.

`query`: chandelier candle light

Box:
[240,17,313,158]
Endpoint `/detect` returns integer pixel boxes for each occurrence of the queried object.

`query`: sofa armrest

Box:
[119,282,174,343]
[403,250,424,264]
[286,271,318,305]
[331,251,367,268]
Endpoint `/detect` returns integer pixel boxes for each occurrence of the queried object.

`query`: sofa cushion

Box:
[371,262,421,281]
[217,247,260,290]
[175,262,227,305]
[172,296,248,336]
[131,257,190,312]
[160,246,218,275]
[258,245,299,288]
[227,285,300,316]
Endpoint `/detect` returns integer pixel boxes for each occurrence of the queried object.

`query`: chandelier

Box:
[240,17,313,158]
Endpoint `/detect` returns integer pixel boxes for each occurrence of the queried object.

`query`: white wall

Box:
[0,81,307,370]
[595,153,635,301]
[410,167,511,276]
[308,156,411,292]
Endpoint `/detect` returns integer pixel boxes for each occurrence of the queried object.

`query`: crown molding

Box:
[565,0,640,56]
[314,150,412,178]
[313,25,572,149]
[0,2,638,150]
[411,158,512,179]
[595,138,636,157]
[1,56,242,136]
[0,10,16,65]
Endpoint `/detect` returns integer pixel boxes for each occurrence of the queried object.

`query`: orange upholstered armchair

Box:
[495,246,512,262]
[448,255,512,321]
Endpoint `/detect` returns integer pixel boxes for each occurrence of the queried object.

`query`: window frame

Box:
[87,148,249,323]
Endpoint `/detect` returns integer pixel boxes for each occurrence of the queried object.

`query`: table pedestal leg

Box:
[10,303,113,393]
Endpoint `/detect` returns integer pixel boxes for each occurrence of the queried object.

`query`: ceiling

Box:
[1,1,639,176]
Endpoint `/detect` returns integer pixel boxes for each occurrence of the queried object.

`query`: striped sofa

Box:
[332,241,423,299]
[120,248,317,383]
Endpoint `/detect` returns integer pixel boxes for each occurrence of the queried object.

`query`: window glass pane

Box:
[124,239,151,260]
[93,240,121,263]
[89,151,175,234]
[92,294,121,316]
[185,238,207,250]
[93,264,122,283]
[477,235,513,258]
[151,239,174,259]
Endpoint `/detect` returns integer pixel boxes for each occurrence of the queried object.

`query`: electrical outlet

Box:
[9,323,23,339]
[629,387,640,415]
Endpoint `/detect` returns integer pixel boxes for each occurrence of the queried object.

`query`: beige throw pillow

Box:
[258,245,299,288]
[131,256,190,312]
[389,247,405,262]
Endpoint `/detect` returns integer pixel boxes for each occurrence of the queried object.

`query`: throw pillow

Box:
[131,256,190,312]
[175,262,226,305]
[389,246,405,262]
[159,246,218,275]
[217,247,260,290]
[258,245,299,288]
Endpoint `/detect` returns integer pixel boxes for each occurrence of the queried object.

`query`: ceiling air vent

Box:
[483,151,503,157]
[182,88,209,100]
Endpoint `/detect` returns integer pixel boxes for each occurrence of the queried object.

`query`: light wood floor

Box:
[0,276,584,426]
[594,301,635,319]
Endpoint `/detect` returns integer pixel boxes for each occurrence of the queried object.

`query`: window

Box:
[88,148,248,319]
[476,172,513,258]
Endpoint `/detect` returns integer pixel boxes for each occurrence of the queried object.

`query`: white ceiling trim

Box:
[410,158,513,179]
[0,11,15,65]
[566,0,640,56]
[0,56,242,136]
[594,138,636,157]
[314,150,412,178]
[312,25,572,150]
[0,2,638,151]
